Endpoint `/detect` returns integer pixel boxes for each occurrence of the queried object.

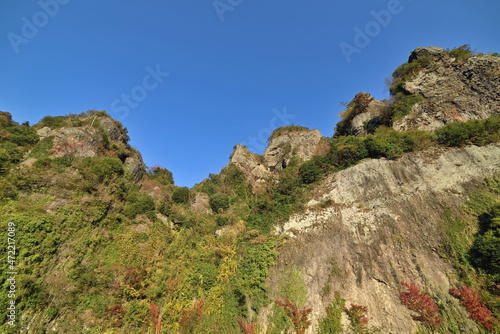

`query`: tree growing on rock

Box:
[399,281,443,332]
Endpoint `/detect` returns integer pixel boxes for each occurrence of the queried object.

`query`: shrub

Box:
[399,281,443,331]
[179,299,205,334]
[274,297,312,334]
[389,56,433,95]
[299,161,321,184]
[318,291,345,334]
[268,125,309,142]
[29,136,54,158]
[147,165,174,185]
[435,115,500,147]
[3,125,39,145]
[344,304,368,334]
[237,316,256,334]
[209,192,230,213]
[447,44,475,63]
[172,187,190,204]
[390,93,426,122]
[38,115,66,129]
[149,302,162,334]
[449,285,496,331]
[469,203,500,280]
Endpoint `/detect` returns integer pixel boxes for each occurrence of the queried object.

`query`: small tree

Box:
[399,281,443,332]
[344,304,368,333]
[179,299,205,334]
[275,297,312,334]
[237,316,256,334]
[149,302,162,334]
[209,192,230,213]
[318,291,345,333]
[449,285,496,332]
[172,187,190,204]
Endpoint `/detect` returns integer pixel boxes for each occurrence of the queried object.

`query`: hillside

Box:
[1,46,499,334]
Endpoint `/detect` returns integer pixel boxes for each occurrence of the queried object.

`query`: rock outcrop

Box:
[124,153,145,185]
[35,113,145,184]
[394,47,500,131]
[263,129,323,171]
[230,144,271,191]
[269,143,500,333]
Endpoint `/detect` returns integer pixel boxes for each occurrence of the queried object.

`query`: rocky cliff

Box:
[337,46,499,136]
[394,46,500,131]
[1,46,499,334]
[32,112,145,184]
[269,143,500,333]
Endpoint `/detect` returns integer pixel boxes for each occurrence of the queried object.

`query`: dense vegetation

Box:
[0,103,499,333]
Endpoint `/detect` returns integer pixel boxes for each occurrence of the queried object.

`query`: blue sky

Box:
[1,1,499,187]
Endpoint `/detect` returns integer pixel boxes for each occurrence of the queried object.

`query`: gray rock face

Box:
[230,144,271,191]
[394,47,500,131]
[36,115,145,185]
[100,117,124,142]
[263,129,323,171]
[124,153,144,185]
[270,143,500,333]
[37,126,102,158]
[191,192,211,213]
[350,97,386,136]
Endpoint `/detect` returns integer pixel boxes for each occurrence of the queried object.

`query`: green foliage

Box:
[389,56,434,95]
[435,115,500,147]
[236,240,279,311]
[438,177,500,322]
[209,192,230,213]
[173,187,191,204]
[75,157,124,188]
[447,44,475,63]
[123,191,156,219]
[0,142,23,174]
[147,165,174,185]
[334,93,375,137]
[2,125,39,146]
[268,125,309,142]
[299,161,321,184]
[470,203,500,281]
[390,93,426,122]
[318,292,345,334]
[29,136,54,158]
[38,115,67,128]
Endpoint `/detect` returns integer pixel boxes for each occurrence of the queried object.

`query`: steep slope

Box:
[394,46,500,131]
[270,143,500,333]
[1,45,499,334]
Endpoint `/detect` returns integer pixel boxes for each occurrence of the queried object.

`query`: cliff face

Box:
[394,47,500,131]
[2,46,498,333]
[33,113,145,184]
[229,128,324,190]
[270,143,500,333]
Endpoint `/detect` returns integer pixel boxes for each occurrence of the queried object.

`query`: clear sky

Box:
[1,1,499,187]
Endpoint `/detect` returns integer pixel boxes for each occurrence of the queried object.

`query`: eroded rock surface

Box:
[394,47,500,131]
[263,129,323,171]
[230,144,271,191]
[271,143,500,333]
